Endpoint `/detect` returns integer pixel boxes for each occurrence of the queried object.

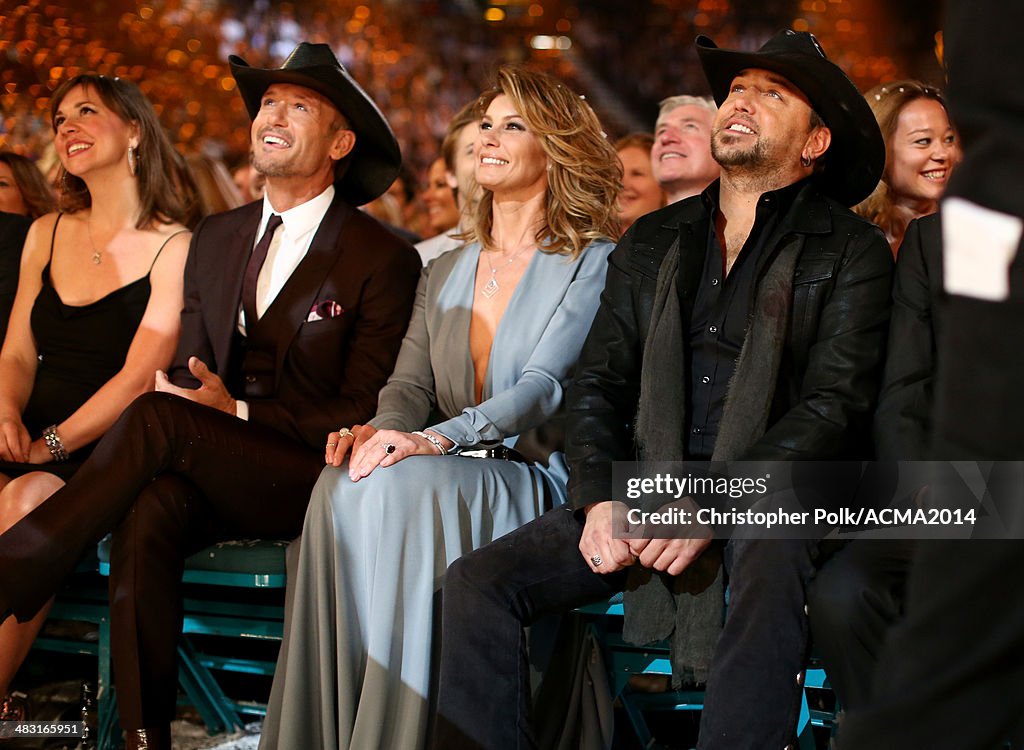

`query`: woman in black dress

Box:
[0,75,199,715]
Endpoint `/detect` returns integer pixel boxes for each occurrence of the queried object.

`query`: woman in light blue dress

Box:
[260,65,623,750]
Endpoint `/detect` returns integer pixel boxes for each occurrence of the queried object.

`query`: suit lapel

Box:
[255,193,353,378]
[211,204,260,373]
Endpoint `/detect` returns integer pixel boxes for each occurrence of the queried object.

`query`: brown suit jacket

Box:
[169,191,421,449]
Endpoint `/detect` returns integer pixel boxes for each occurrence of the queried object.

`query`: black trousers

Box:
[805,538,916,710]
[837,539,1024,750]
[0,391,324,729]
[433,506,819,750]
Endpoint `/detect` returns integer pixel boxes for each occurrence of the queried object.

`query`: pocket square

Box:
[307,300,345,322]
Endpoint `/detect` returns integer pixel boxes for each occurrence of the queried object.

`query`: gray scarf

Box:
[624,232,802,686]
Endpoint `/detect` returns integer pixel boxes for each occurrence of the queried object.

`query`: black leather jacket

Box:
[566,182,894,509]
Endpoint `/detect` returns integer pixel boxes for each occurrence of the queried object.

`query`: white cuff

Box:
[235,399,249,421]
[942,197,1023,301]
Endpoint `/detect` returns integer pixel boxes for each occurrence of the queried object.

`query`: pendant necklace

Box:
[481,245,529,299]
[87,219,103,265]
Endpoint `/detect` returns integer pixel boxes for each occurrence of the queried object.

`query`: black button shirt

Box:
[686,179,806,457]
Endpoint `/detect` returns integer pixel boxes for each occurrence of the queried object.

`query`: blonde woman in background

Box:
[615,132,665,230]
[855,80,959,254]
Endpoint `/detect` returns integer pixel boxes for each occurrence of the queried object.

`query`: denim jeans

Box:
[433,505,819,750]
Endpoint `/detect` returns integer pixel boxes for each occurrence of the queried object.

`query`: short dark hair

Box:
[808,109,828,174]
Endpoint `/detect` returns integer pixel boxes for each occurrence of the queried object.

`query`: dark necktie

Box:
[242,213,283,328]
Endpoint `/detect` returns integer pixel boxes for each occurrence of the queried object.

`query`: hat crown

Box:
[280,42,345,72]
[694,28,885,206]
[228,41,402,205]
[759,29,828,61]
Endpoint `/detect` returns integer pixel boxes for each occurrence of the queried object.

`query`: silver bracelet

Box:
[412,430,451,455]
[42,424,69,462]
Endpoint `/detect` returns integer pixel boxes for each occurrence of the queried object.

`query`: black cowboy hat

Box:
[230,42,401,206]
[696,30,884,207]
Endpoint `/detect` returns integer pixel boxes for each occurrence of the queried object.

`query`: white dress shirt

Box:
[235,184,335,420]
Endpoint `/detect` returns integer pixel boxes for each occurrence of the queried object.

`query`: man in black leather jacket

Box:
[433,30,893,750]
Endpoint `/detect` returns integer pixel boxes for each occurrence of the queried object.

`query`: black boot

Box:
[123,726,171,750]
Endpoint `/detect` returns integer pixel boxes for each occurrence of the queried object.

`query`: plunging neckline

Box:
[462,243,540,405]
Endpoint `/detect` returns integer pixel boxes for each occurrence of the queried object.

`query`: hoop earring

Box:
[800,154,812,168]
[127,145,138,177]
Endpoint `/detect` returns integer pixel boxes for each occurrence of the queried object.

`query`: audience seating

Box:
[95,537,289,747]
[576,595,840,749]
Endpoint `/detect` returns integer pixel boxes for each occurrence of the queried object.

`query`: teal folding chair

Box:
[575,595,839,749]
[96,538,289,745]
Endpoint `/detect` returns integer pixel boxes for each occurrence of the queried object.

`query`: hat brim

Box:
[696,36,884,207]
[230,57,401,206]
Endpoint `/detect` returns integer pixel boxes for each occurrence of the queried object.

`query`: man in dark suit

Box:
[0,43,420,749]
[0,211,32,341]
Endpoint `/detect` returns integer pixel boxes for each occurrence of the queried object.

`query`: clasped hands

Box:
[324,425,451,482]
[0,414,51,464]
[580,498,713,576]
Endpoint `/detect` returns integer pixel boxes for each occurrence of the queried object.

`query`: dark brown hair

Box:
[0,151,56,219]
[51,74,202,229]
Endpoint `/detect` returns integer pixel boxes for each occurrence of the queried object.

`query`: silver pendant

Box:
[482,275,499,298]
[91,251,102,265]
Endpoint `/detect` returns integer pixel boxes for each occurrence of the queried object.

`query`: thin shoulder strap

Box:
[148,229,188,274]
[48,213,63,263]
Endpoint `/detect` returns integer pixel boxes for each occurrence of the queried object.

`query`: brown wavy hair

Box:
[854,80,953,240]
[464,65,621,259]
[51,74,202,229]
[0,151,56,219]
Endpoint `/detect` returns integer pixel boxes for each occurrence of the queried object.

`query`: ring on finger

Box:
[326,442,338,448]
[384,443,397,455]
[338,428,353,439]
[590,554,603,567]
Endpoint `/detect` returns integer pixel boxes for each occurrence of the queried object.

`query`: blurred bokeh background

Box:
[0,0,946,192]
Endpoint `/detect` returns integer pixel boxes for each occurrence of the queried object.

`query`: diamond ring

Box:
[590,554,603,567]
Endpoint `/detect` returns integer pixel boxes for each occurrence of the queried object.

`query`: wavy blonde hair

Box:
[464,65,621,259]
[854,80,952,241]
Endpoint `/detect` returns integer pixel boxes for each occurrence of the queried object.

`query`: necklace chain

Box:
[87,219,103,265]
[481,246,530,299]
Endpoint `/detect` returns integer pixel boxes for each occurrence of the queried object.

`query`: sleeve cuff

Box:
[235,399,249,421]
[427,416,478,447]
[942,197,1023,301]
